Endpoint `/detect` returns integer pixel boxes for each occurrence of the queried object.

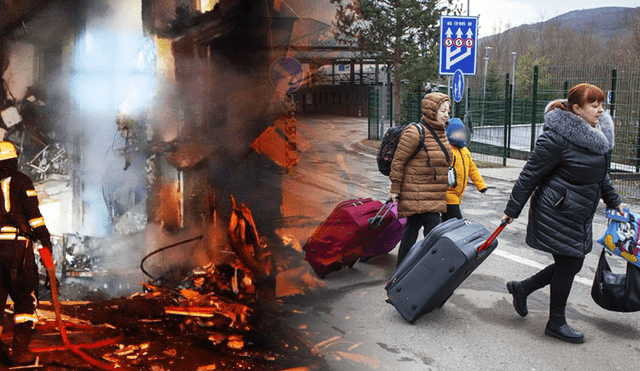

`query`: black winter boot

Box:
[507,278,542,317]
[545,323,585,344]
[9,322,35,366]
[544,304,584,343]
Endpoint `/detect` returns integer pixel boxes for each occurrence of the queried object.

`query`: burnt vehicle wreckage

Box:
[0,0,326,370]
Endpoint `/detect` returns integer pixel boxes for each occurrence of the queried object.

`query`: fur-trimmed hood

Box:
[544,100,614,155]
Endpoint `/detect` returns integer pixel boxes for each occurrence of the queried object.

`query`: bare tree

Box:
[608,8,640,64]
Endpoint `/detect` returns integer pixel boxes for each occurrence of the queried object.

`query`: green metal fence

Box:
[367,84,394,140]
[368,87,380,139]
[402,63,640,200]
[404,92,422,125]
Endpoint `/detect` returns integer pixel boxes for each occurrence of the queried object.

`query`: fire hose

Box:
[140,235,204,280]
[38,248,131,371]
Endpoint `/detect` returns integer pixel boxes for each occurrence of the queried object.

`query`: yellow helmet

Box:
[0,141,18,161]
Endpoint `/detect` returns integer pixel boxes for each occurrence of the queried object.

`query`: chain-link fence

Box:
[402,63,640,200]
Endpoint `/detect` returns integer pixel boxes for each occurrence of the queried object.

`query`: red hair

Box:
[546,83,605,114]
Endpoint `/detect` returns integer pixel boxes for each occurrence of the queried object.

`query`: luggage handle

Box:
[478,220,508,252]
[368,199,396,229]
[352,200,365,207]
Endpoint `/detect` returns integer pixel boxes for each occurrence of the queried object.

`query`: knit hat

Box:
[421,92,450,127]
[446,118,466,148]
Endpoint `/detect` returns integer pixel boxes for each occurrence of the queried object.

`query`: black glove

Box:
[41,240,53,254]
[480,188,488,194]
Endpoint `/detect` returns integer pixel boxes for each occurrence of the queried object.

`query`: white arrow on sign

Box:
[446,27,473,70]
[445,28,461,62]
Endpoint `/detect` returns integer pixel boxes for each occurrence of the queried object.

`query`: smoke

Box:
[42,0,321,297]
[275,0,337,24]
[69,0,154,237]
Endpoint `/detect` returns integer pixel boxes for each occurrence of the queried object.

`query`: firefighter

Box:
[0,141,52,366]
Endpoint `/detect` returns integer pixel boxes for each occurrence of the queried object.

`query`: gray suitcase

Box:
[386,218,505,323]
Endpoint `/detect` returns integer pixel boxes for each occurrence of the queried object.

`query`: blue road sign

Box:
[439,16,478,76]
[452,70,464,103]
[270,57,303,93]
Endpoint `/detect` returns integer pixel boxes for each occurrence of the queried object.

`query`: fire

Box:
[228,195,273,282]
[155,180,182,230]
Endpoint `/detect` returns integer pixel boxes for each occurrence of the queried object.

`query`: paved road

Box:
[276,115,640,371]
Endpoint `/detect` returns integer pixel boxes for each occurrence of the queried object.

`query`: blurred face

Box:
[436,102,450,126]
[449,130,467,142]
[573,101,604,127]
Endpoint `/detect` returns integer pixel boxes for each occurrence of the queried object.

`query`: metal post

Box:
[381,67,386,132]
[464,76,469,121]
[610,69,618,117]
[332,63,336,86]
[388,72,393,126]
[608,69,618,172]
[510,52,517,126]
[465,86,472,126]
[636,112,640,172]
[350,59,355,85]
[464,0,470,120]
[563,80,569,99]
[375,63,379,84]
[360,61,364,85]
[530,65,539,152]
[481,47,492,126]
[503,73,510,166]
[508,83,513,158]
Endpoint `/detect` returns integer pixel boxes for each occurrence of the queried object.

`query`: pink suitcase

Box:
[304,198,383,278]
[361,201,406,262]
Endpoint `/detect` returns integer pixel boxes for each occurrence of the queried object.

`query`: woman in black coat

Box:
[501,83,623,344]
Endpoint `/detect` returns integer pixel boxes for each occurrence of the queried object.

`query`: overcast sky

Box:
[467,0,640,36]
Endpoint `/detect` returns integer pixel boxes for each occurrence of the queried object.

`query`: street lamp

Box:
[480,46,492,126]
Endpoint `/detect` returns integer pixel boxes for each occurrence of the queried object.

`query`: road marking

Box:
[343,143,376,159]
[493,249,592,286]
[337,154,350,176]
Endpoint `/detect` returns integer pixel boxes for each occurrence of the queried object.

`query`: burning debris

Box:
[18,195,325,370]
[2,0,331,369]
[145,259,257,333]
[28,260,320,371]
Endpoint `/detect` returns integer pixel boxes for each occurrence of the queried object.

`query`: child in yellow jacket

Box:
[443,118,487,221]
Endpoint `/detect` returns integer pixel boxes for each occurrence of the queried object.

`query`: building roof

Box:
[270,17,361,64]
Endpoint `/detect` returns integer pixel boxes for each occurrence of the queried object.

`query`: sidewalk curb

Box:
[354,140,378,156]
[478,173,519,183]
[352,139,524,184]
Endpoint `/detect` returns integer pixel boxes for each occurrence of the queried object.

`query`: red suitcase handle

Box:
[368,199,396,229]
[478,220,508,252]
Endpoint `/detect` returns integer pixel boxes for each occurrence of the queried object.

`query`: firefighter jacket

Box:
[0,159,51,250]
[446,146,487,205]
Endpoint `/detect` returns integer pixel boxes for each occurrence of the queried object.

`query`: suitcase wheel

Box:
[438,293,453,308]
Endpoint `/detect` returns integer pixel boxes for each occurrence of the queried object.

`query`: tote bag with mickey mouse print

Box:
[597,208,640,268]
